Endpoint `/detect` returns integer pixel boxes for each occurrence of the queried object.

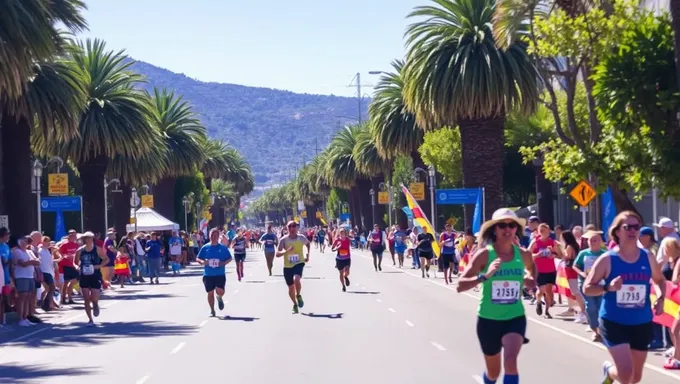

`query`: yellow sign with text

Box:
[410,182,426,201]
[48,173,69,196]
[141,195,154,208]
[378,191,389,205]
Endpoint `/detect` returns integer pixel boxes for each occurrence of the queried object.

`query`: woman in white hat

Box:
[456,208,536,384]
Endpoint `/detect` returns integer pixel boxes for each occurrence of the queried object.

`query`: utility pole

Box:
[315,137,319,156]
[348,72,366,123]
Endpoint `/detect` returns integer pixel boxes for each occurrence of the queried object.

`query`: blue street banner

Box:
[340,213,351,222]
[436,189,480,205]
[472,189,483,235]
[601,187,617,240]
[40,196,81,240]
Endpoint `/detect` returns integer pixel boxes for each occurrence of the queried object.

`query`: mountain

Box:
[130,60,369,185]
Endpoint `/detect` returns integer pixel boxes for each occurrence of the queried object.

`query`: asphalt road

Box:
[0,246,679,383]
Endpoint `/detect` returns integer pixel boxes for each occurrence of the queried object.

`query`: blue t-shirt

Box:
[260,233,277,252]
[393,231,407,252]
[104,238,116,266]
[0,243,10,285]
[146,240,163,258]
[197,243,232,276]
[227,230,236,241]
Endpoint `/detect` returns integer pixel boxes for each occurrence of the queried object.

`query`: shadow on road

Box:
[381,271,404,274]
[101,293,182,301]
[347,291,380,295]
[221,315,260,322]
[303,277,325,280]
[243,281,266,284]
[0,320,197,349]
[0,364,96,383]
[301,312,343,319]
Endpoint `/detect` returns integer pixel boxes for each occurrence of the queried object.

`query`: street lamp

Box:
[532,156,545,220]
[103,178,121,233]
[369,188,376,228]
[32,160,43,233]
[379,182,392,228]
[182,195,191,231]
[428,165,437,232]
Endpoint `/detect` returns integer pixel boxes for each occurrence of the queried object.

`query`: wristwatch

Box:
[477,274,487,282]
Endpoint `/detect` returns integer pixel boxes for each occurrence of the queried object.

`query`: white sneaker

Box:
[665,347,675,358]
[585,326,592,332]
[18,319,32,327]
[574,313,588,324]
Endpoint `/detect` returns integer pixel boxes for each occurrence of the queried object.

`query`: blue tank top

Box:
[441,232,455,254]
[599,249,652,326]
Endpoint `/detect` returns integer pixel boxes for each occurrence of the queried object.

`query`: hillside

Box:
[130,60,368,185]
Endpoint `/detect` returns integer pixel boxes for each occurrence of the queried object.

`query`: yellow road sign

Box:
[301,211,307,218]
[315,211,322,219]
[48,173,69,196]
[378,191,389,205]
[141,195,154,208]
[446,217,457,226]
[410,182,425,201]
[569,180,596,207]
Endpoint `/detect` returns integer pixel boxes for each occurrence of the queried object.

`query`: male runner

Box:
[197,228,232,317]
[259,225,278,276]
[276,221,310,314]
[439,223,457,284]
[317,227,327,253]
[74,232,109,326]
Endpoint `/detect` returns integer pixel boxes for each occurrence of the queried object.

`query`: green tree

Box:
[418,127,462,188]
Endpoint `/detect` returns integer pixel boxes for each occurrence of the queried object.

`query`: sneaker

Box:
[342,286,346,292]
[573,313,587,323]
[27,315,42,323]
[602,361,613,384]
[18,319,32,327]
[665,347,676,358]
[344,277,350,286]
[93,302,100,317]
[296,294,304,308]
[217,296,225,311]
[210,309,216,317]
[292,304,299,314]
[155,278,159,284]
[536,301,543,316]
[664,359,680,370]
[557,309,575,317]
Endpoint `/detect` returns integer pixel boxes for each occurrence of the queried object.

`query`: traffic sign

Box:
[569,181,597,207]
[446,217,457,226]
[378,191,389,204]
[141,195,154,208]
[315,211,322,219]
[410,182,425,201]
[48,173,69,196]
[301,211,307,218]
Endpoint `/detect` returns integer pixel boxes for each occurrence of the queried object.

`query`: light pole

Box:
[379,182,391,228]
[428,165,436,232]
[182,196,191,231]
[196,202,202,233]
[130,188,140,233]
[103,178,121,233]
[32,160,43,233]
[369,188,376,228]
[341,202,349,225]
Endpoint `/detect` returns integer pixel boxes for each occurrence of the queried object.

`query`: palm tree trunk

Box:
[1,114,36,235]
[78,153,109,235]
[153,177,176,221]
[535,165,555,227]
[357,178,372,231]
[112,183,132,235]
[459,115,505,227]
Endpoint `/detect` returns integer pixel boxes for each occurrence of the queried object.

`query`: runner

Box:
[332,227,352,292]
[276,221,310,314]
[387,226,396,266]
[391,226,408,268]
[259,225,278,276]
[528,223,562,319]
[456,208,536,384]
[231,228,248,282]
[369,224,386,272]
[416,226,435,278]
[583,211,665,384]
[197,228,232,317]
[439,223,457,284]
[317,227,327,253]
[74,232,109,326]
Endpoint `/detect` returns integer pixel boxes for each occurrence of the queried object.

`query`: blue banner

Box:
[340,213,351,221]
[40,196,81,212]
[55,211,66,240]
[472,189,482,234]
[436,189,480,205]
[601,187,617,240]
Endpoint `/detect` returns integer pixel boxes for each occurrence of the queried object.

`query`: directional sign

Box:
[315,211,322,219]
[436,188,480,205]
[40,196,82,212]
[301,211,307,218]
[569,181,597,207]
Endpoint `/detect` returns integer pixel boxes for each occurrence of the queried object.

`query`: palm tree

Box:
[403,0,538,223]
[40,39,160,234]
[353,126,390,228]
[150,88,207,220]
[209,178,239,228]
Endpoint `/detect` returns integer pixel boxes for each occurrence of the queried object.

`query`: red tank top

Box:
[534,237,557,274]
[336,238,351,259]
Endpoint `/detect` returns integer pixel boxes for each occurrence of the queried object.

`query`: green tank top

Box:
[478,244,525,320]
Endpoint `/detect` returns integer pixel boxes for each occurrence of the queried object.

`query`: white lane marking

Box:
[136,375,151,384]
[405,320,415,327]
[199,320,208,327]
[376,299,382,303]
[430,341,446,351]
[472,375,484,384]
[357,251,680,382]
[388,308,396,313]
[233,290,239,295]
[170,342,186,354]
[361,286,367,290]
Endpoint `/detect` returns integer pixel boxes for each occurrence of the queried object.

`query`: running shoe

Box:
[664,358,680,370]
[342,286,346,292]
[665,347,676,358]
[602,361,613,384]
[292,304,299,314]
[296,294,304,308]
[536,301,543,316]
[93,302,100,317]
[210,309,216,317]
[344,276,350,286]
[217,296,225,311]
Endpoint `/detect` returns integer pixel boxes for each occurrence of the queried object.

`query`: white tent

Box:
[126,207,180,232]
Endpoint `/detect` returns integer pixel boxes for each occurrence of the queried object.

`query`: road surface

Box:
[0,246,678,383]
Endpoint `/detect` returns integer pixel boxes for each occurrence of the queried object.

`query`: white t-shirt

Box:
[13,248,35,279]
[409,232,418,250]
[657,231,680,266]
[39,247,54,275]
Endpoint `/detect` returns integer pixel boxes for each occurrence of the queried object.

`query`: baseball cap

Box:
[640,226,655,237]
[528,216,540,222]
[654,217,675,229]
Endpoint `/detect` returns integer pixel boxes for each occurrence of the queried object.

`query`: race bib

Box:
[583,258,596,274]
[541,248,551,257]
[616,284,646,308]
[444,241,454,247]
[288,254,300,264]
[170,244,181,255]
[82,265,94,275]
[208,259,220,268]
[373,237,381,243]
[266,240,274,245]
[338,249,349,256]
[491,280,520,304]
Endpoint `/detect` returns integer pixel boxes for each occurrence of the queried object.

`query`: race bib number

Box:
[583,258,596,274]
[541,248,551,257]
[444,241,454,247]
[208,259,220,268]
[373,237,381,243]
[491,280,520,304]
[288,254,300,264]
[82,265,94,275]
[266,240,274,245]
[616,284,647,308]
[170,244,181,255]
[338,249,349,256]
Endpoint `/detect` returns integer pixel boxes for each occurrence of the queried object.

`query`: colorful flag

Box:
[471,188,482,235]
[650,281,680,328]
[401,184,440,257]
[554,263,576,300]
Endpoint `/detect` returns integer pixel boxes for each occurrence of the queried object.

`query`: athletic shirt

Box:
[440,232,455,254]
[533,237,557,274]
[335,238,351,260]
[279,235,308,268]
[260,233,277,252]
[478,245,525,320]
[317,230,326,241]
[369,231,383,250]
[233,236,246,254]
[599,249,652,326]
[79,246,101,276]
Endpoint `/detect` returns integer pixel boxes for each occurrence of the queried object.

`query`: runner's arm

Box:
[528,239,540,258]
[456,248,489,293]
[74,248,81,267]
[519,248,537,283]
[220,251,232,267]
[195,246,208,265]
[97,246,108,268]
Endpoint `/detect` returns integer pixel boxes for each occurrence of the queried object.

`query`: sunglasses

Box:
[622,224,640,232]
[496,222,518,229]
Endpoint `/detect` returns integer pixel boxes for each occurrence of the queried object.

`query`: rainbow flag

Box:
[401,184,440,257]
[650,281,680,328]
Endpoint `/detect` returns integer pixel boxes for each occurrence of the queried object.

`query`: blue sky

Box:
[80,0,423,96]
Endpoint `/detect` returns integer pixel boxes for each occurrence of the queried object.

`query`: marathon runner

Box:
[74,232,109,326]
[332,227,352,292]
[317,227,327,253]
[276,221,310,314]
[369,224,386,272]
[416,226,435,278]
[583,211,666,383]
[231,229,248,282]
[197,228,232,317]
[439,223,457,284]
[259,225,278,276]
[456,208,536,384]
[390,226,408,268]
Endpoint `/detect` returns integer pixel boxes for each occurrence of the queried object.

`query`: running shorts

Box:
[234,253,246,262]
[336,258,351,270]
[202,275,226,292]
[599,318,653,351]
[441,253,456,269]
[536,271,557,287]
[62,266,79,281]
[477,315,527,356]
[283,263,305,286]
[79,272,102,290]
[418,251,433,260]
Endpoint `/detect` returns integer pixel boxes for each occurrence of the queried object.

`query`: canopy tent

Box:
[126,207,180,232]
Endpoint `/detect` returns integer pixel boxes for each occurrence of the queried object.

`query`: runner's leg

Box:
[82,288,92,322]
